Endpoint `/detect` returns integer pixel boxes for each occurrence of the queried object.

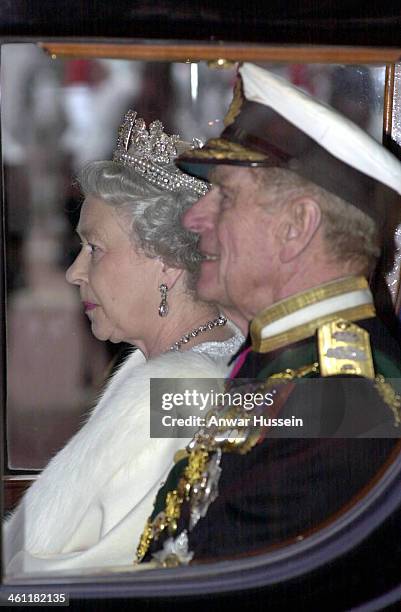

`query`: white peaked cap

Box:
[239,62,401,196]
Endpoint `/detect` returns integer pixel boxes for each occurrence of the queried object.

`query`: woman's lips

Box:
[83,301,98,312]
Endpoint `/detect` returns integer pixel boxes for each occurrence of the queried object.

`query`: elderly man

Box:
[137,65,401,574]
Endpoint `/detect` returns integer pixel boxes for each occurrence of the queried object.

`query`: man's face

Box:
[183,166,283,320]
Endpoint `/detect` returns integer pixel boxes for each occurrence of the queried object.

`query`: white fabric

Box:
[240,63,401,196]
[261,288,373,339]
[4,329,243,576]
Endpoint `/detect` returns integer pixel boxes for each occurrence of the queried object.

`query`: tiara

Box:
[113,110,209,197]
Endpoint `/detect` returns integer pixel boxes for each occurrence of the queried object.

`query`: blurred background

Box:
[2,43,397,469]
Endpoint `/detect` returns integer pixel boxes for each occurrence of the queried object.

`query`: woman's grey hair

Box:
[77,161,202,282]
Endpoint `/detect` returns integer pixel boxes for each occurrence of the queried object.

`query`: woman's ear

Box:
[278,197,322,263]
[159,263,185,291]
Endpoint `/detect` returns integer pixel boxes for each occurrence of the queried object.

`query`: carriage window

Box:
[2,44,389,474]
[2,44,237,472]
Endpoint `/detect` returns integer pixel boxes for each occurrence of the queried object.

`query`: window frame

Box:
[1,30,401,608]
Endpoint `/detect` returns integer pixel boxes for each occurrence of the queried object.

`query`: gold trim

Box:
[174,449,189,464]
[135,447,209,563]
[267,363,320,381]
[374,375,401,427]
[181,138,267,162]
[223,77,244,127]
[318,318,375,379]
[253,303,376,353]
[136,519,153,564]
[251,276,368,341]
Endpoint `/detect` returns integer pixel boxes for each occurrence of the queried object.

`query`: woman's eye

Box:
[81,242,100,256]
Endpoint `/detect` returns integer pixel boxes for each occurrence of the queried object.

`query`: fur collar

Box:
[4,348,232,558]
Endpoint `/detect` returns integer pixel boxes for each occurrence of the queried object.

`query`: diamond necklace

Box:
[170,315,227,351]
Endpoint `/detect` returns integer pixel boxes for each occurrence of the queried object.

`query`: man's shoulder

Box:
[242,316,401,380]
[362,316,401,377]
[234,315,401,437]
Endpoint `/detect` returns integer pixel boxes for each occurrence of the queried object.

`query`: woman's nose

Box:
[65,251,87,286]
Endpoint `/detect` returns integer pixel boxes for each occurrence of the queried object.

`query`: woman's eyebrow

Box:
[75,225,106,241]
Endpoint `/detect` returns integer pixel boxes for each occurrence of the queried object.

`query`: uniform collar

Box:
[250,276,375,353]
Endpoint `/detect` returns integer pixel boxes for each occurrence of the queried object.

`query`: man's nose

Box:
[182,190,218,233]
[65,250,87,286]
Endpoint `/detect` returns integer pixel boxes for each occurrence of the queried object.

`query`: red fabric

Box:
[229,346,252,379]
[64,60,92,85]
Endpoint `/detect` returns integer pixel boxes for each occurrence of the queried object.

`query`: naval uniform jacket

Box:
[143,277,401,565]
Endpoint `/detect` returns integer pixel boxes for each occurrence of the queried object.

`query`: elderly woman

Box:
[4,111,244,575]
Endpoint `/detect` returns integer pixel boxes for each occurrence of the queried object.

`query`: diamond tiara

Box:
[113,110,209,197]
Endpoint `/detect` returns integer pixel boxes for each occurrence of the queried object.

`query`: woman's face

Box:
[66,195,162,344]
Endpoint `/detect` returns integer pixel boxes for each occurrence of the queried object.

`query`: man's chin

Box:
[195,275,225,304]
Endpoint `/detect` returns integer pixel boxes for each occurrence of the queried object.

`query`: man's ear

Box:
[278,197,322,263]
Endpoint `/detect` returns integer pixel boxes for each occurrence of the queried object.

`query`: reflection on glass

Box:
[2,45,239,471]
[2,47,388,470]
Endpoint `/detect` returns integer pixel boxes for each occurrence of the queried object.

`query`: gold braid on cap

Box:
[223,74,244,128]
[113,110,209,197]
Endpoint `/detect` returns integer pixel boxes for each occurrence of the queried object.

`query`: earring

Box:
[158,283,169,317]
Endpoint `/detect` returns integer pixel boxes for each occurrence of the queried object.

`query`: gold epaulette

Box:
[317,318,375,378]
